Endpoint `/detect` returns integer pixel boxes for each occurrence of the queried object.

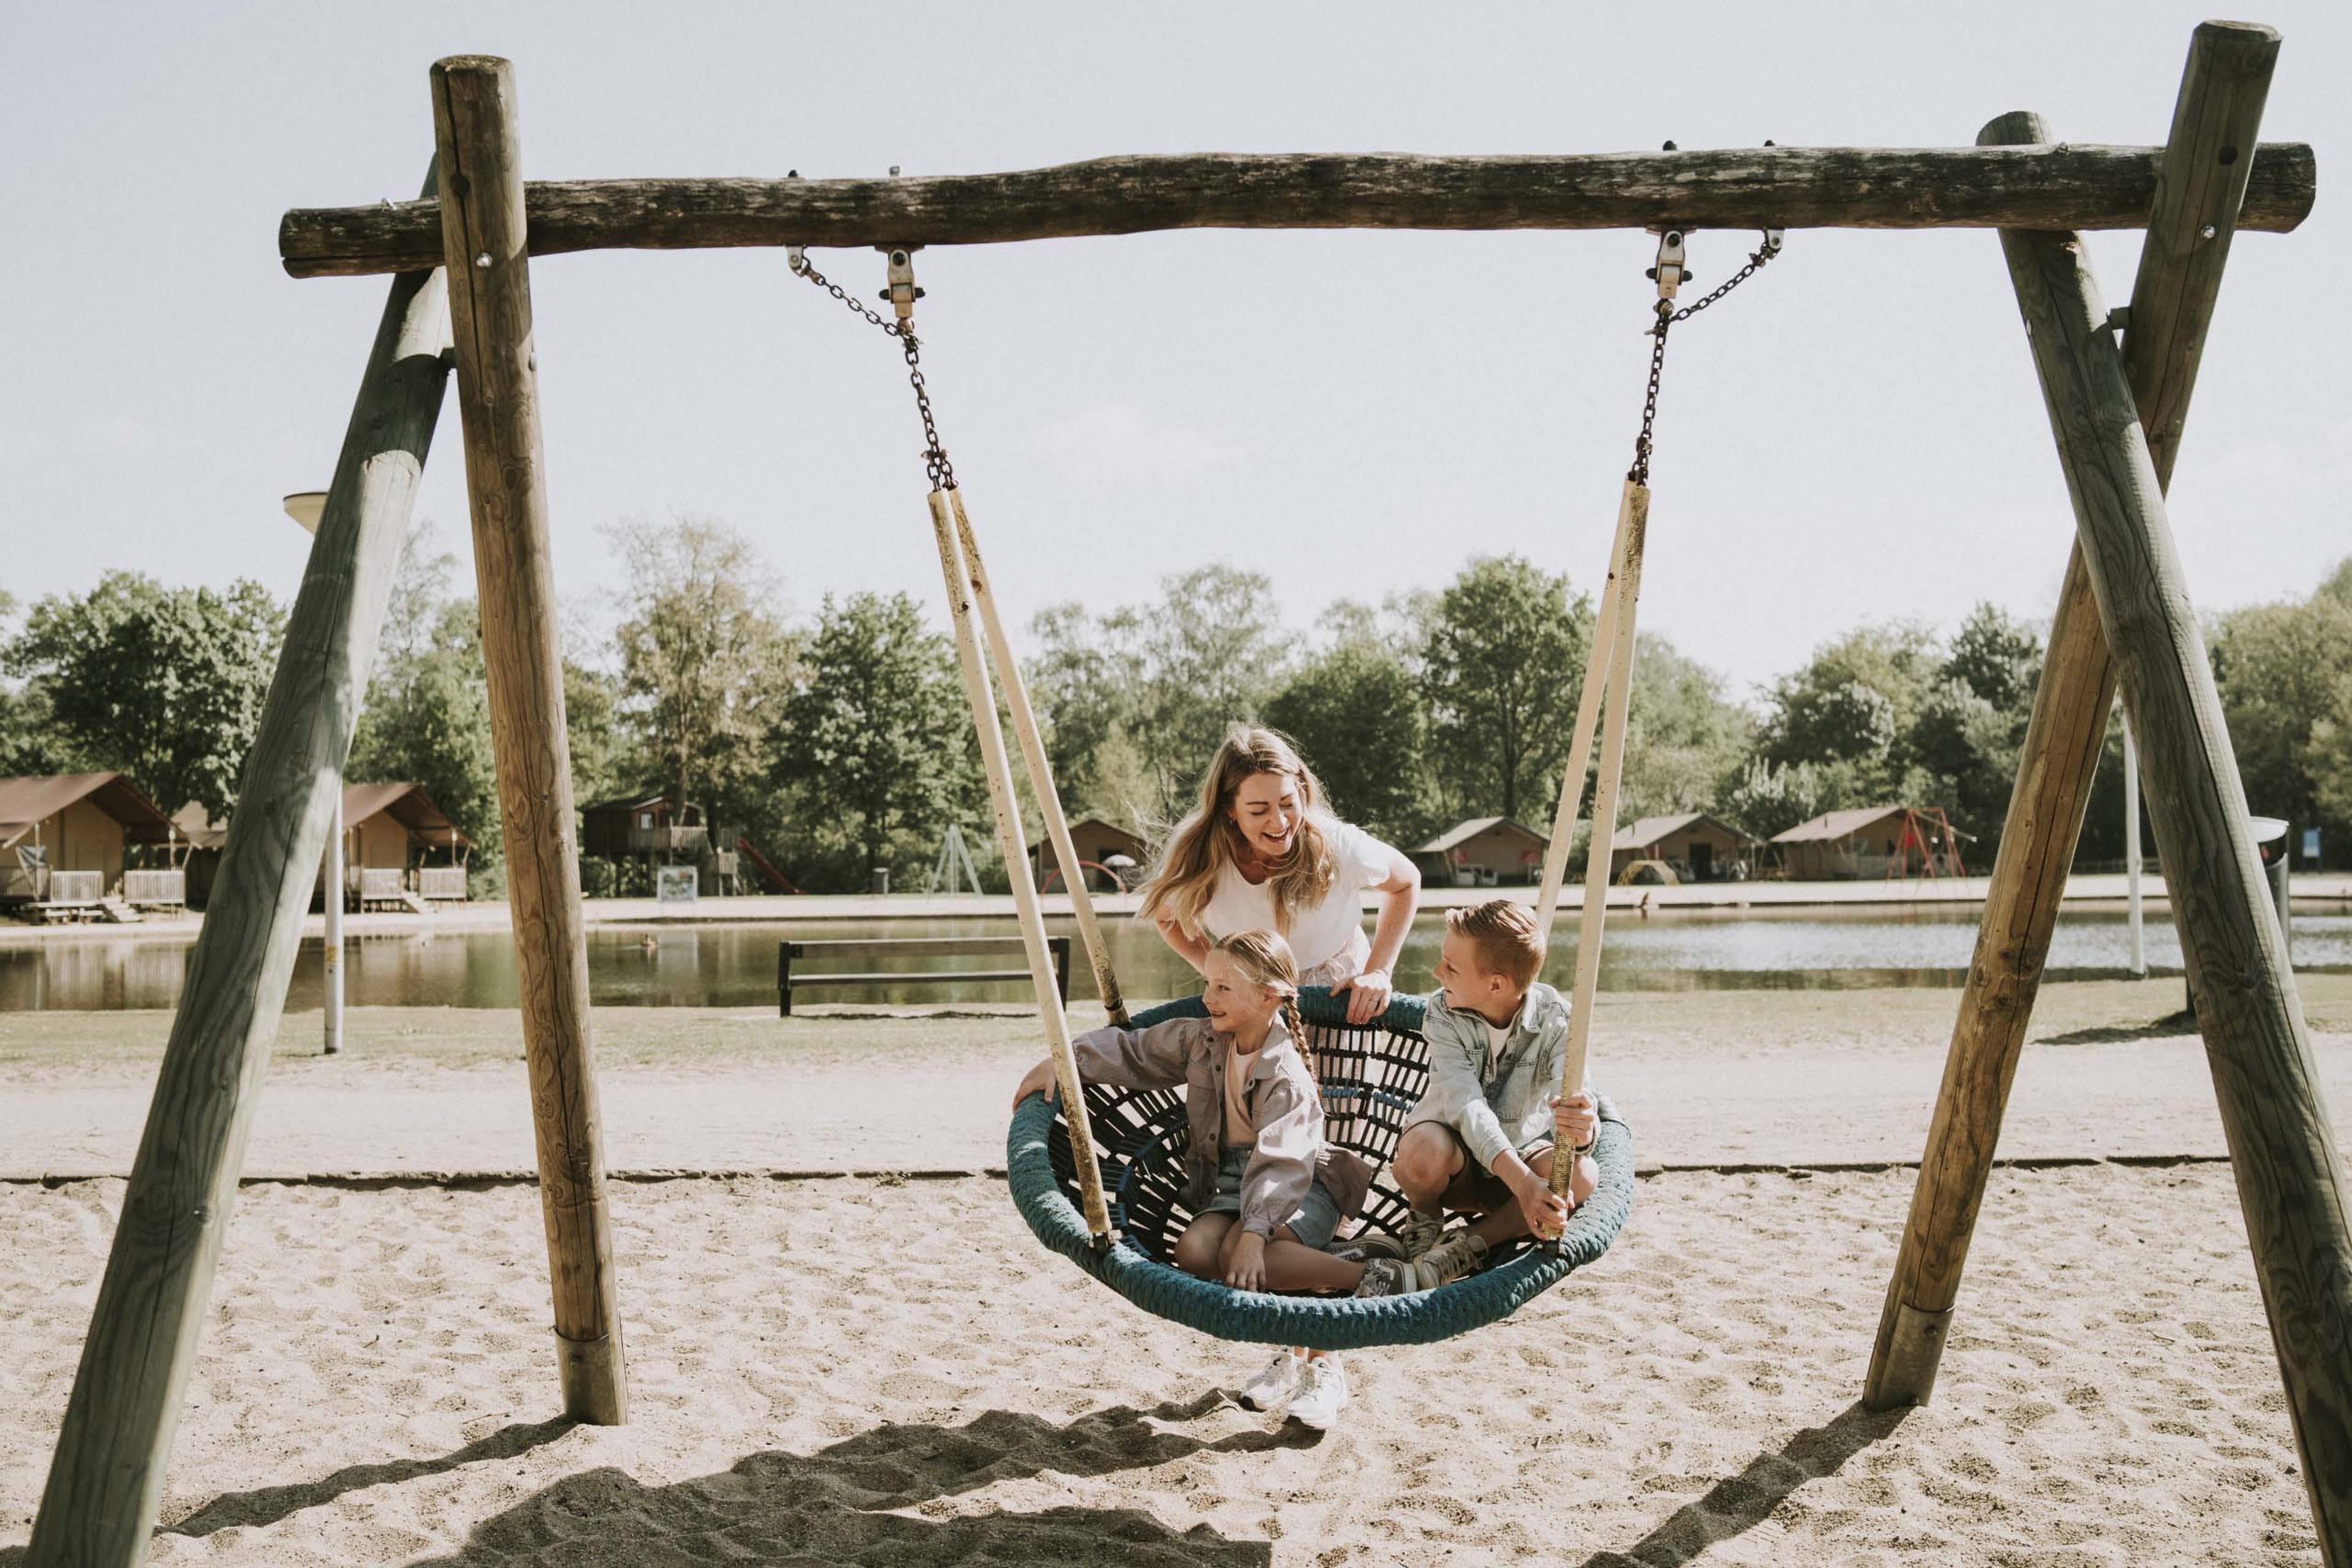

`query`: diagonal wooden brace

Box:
[1866,20,2283,1415]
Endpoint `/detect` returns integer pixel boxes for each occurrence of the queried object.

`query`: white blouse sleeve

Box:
[1335,820,1395,889]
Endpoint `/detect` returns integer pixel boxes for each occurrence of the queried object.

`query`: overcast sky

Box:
[4,2,2345,701]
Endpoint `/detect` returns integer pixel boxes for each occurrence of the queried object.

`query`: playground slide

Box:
[737,837,799,894]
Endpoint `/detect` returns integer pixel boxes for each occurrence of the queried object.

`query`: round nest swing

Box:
[1007,986,1635,1350]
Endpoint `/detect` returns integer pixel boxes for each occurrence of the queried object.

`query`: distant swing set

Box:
[28,21,2351,1568]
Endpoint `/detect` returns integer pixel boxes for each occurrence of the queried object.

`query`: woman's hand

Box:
[1224,1229,1269,1291]
[1333,967,1393,1025]
[1553,1091,1599,1150]
[1011,1057,1060,1114]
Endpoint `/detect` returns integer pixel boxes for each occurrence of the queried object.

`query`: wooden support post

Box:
[1550,479,1648,1204]
[27,176,452,1568]
[1865,20,2285,1413]
[1534,488,1636,932]
[431,55,628,1425]
[1990,72,2352,1566]
[929,489,1114,1240]
[946,488,1129,1024]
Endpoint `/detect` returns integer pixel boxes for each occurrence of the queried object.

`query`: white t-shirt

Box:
[1198,818,1395,974]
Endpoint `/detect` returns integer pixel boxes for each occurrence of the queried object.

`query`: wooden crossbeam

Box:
[279,141,2316,277]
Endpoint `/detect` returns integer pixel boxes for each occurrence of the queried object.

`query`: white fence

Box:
[416,866,468,901]
[121,870,186,907]
[359,868,406,902]
[48,870,104,904]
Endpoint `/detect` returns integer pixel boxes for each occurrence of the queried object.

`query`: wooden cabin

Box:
[0,773,175,909]
[1031,817,1147,891]
[339,783,472,905]
[1770,805,1969,880]
[581,792,708,861]
[1412,817,1547,887]
[1608,812,1762,883]
[580,791,744,893]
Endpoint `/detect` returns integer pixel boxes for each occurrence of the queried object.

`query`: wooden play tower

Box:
[26,22,2349,1566]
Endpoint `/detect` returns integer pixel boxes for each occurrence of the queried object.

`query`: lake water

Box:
[4,907,2347,1012]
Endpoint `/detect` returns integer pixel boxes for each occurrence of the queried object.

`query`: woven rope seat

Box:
[1006,986,1635,1350]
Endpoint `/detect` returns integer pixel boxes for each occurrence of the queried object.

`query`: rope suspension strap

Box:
[1533,209,1784,1242]
[790,236,1130,1242]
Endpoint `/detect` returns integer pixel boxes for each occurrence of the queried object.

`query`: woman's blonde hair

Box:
[1209,929,1306,1062]
[1137,727,1339,940]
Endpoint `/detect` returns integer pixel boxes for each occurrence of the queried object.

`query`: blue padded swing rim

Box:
[1006,990,1635,1349]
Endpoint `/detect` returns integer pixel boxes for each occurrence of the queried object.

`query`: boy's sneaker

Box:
[1397,1210,1446,1261]
[1414,1231,1491,1289]
[1238,1351,1304,1411]
[1286,1355,1349,1430]
[1331,1232,1404,1263]
[1352,1257,1417,1297]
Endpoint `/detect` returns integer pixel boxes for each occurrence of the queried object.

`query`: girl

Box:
[1012,931,1413,1429]
[1138,728,1420,1027]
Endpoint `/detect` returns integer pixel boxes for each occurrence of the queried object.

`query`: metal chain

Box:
[791,256,957,490]
[1628,233,1781,486]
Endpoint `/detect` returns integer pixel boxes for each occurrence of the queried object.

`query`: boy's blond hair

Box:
[1446,899,1547,989]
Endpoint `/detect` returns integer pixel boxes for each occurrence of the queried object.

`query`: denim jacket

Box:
[1403,981,1587,1174]
[1072,1015,1373,1236]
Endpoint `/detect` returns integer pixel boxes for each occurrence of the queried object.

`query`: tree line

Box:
[4,519,2347,893]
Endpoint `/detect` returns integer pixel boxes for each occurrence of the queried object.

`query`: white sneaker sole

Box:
[1287,1398,1344,1431]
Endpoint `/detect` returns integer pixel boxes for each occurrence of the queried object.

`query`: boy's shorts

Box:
[1201,1144,1344,1249]
[1430,1126,1555,1215]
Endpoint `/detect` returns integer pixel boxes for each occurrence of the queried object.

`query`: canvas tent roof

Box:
[1770,806,1912,844]
[0,773,173,848]
[1608,811,1759,851]
[1414,816,1545,854]
[581,791,677,814]
[343,783,470,849]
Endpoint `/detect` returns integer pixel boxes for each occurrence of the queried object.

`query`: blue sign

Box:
[2306,827,2323,864]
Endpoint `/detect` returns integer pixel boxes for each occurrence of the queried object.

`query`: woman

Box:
[1138,727,1421,1025]
[1133,727,1422,1426]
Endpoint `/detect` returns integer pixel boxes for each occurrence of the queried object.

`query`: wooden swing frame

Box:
[29,22,2350,1568]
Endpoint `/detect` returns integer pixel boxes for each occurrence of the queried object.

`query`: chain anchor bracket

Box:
[880,244,924,325]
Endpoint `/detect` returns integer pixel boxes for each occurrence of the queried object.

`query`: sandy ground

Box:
[2,979,2343,1565]
[0,1167,2317,1567]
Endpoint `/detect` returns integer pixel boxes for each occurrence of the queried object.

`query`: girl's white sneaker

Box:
[1238,1351,1304,1411]
[1286,1355,1349,1430]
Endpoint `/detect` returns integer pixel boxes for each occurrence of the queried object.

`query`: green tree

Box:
[1619,633,1755,826]
[6,571,284,815]
[776,591,980,885]
[1023,600,1144,821]
[1025,565,1292,821]
[0,591,66,776]
[1265,634,1431,846]
[1758,623,1941,799]
[1134,565,1293,812]
[349,535,500,873]
[1724,756,1833,841]
[1420,556,1593,825]
[608,514,795,822]
[2211,557,2352,866]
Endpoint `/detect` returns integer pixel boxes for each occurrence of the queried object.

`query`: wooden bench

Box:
[777,936,1070,1016]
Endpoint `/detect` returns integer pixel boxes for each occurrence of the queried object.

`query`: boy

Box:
[1385,899,1600,1289]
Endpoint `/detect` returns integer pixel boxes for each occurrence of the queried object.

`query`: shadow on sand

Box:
[407,1395,1294,1566]
[1582,1400,1907,1567]
[3,1397,1294,1568]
